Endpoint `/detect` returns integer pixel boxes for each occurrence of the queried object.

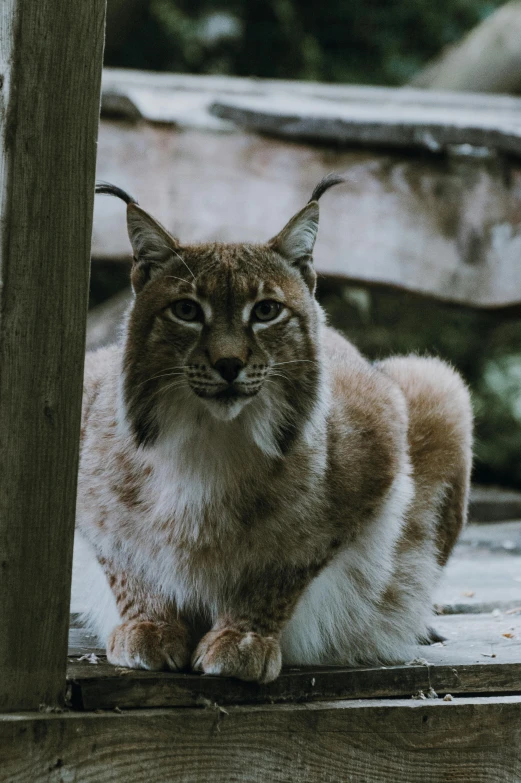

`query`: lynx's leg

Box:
[99,558,192,671]
[192,564,320,683]
[378,356,473,566]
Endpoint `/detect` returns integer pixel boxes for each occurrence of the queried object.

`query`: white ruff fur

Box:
[149,389,288,534]
[72,533,120,644]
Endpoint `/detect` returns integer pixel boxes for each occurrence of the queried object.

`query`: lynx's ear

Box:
[127,203,180,293]
[269,202,320,292]
[269,174,345,292]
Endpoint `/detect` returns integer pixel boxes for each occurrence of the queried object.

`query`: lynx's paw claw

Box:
[192,629,282,683]
[107,620,191,671]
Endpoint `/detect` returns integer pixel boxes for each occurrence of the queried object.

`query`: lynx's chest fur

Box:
[78,344,329,614]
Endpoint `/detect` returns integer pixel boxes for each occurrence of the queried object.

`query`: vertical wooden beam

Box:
[0,0,106,709]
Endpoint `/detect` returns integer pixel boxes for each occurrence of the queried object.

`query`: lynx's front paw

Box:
[192,629,282,683]
[107,620,191,671]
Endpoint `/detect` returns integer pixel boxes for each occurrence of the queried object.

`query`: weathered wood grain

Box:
[0,0,105,709]
[101,68,521,125]
[92,119,521,308]
[2,696,521,783]
[210,91,521,156]
[434,550,521,615]
[68,629,105,657]
[67,658,521,711]
[93,70,521,308]
[67,613,521,710]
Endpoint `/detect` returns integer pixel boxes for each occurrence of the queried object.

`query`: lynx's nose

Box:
[214,357,244,383]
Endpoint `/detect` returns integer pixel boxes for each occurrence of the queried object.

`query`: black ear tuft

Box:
[269,174,344,293]
[95,181,138,205]
[309,173,344,203]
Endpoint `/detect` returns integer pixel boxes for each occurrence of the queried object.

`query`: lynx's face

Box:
[124,242,322,446]
[117,175,343,448]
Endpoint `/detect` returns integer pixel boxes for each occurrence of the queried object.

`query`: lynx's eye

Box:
[253,300,282,322]
[171,299,202,322]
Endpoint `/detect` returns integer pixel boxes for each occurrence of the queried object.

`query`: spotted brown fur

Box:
[74,176,473,681]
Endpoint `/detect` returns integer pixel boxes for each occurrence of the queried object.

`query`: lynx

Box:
[73,175,472,683]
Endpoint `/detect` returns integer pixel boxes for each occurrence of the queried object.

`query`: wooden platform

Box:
[3,523,516,781]
[4,609,521,781]
[66,612,521,712]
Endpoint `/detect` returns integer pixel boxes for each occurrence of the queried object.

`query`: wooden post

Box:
[0,0,106,709]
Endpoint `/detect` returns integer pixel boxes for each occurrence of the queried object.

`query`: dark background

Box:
[105,0,505,85]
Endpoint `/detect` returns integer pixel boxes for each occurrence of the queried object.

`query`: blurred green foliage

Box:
[317,281,521,488]
[105,0,507,84]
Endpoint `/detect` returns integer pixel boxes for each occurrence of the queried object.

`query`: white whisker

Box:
[146,378,188,402]
[172,249,196,280]
[137,367,187,388]
[273,360,317,367]
[164,275,192,286]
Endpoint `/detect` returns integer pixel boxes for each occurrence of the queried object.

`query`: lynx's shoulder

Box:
[81,345,122,442]
[322,326,411,521]
[323,325,409,446]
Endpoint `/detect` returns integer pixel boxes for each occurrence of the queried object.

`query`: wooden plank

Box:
[210,91,521,156]
[434,550,521,615]
[0,0,105,710]
[68,629,105,658]
[2,696,521,782]
[94,71,521,307]
[67,658,521,711]
[101,68,521,125]
[92,120,521,309]
[66,614,521,710]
